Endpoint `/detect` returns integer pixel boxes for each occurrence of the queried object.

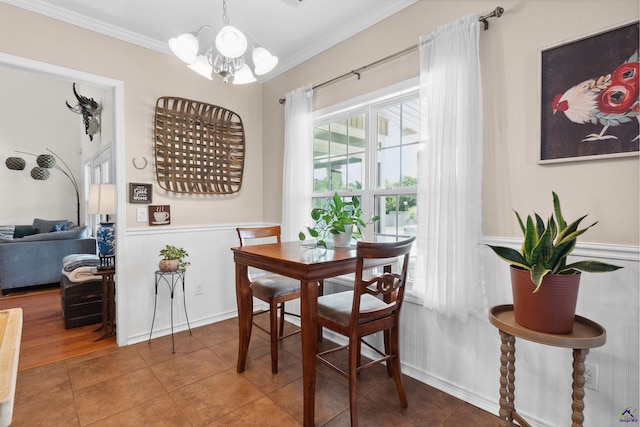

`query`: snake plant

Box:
[487,192,622,292]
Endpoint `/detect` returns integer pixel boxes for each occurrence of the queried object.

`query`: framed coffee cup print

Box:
[149,205,170,226]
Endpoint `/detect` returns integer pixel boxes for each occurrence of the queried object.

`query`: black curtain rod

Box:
[278,6,504,104]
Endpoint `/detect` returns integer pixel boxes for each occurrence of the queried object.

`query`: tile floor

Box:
[11,317,499,426]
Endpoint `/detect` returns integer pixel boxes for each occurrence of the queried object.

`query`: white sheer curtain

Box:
[281,84,314,241]
[414,14,486,319]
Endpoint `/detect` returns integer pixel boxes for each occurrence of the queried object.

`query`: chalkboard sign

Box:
[129,183,152,204]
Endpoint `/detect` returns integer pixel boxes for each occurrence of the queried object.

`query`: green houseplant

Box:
[159,245,190,272]
[487,191,622,333]
[299,192,379,248]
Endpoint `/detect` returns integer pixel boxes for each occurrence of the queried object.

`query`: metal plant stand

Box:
[148,268,192,353]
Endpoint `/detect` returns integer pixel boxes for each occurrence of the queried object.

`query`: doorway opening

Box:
[0,52,125,347]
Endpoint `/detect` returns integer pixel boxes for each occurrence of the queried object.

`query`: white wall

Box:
[262,0,640,247]
[0,67,88,225]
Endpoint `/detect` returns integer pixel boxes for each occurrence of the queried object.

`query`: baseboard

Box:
[128,309,238,345]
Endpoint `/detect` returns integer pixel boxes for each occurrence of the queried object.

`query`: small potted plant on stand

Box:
[158,245,190,272]
[299,192,379,248]
[487,192,622,334]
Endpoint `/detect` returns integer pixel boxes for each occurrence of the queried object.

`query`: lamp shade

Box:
[36,154,56,168]
[168,33,199,64]
[187,55,214,79]
[88,184,116,215]
[252,47,278,75]
[31,167,50,180]
[232,64,256,84]
[5,157,26,170]
[215,25,247,58]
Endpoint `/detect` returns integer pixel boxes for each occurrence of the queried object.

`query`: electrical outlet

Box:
[136,207,147,223]
[584,363,598,390]
[195,282,204,295]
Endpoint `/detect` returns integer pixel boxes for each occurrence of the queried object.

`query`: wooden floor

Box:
[0,286,116,371]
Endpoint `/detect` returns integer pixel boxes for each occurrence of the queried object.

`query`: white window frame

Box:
[312,78,422,299]
[313,77,420,242]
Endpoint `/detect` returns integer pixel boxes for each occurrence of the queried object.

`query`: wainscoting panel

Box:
[121,225,251,344]
[119,228,637,427]
[399,238,638,427]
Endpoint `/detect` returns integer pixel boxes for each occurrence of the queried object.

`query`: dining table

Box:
[232,240,370,426]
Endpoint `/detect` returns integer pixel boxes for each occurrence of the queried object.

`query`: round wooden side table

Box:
[489,304,606,427]
[91,266,116,341]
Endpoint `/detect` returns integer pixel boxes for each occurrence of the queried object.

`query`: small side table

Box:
[148,269,192,353]
[489,304,606,427]
[91,266,116,341]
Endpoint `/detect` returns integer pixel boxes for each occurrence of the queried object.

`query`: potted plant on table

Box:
[159,245,190,272]
[299,192,379,248]
[487,192,622,334]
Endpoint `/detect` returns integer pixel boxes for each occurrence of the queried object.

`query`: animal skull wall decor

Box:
[65,83,101,141]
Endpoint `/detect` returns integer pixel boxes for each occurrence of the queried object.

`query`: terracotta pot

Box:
[159,259,179,272]
[510,265,581,334]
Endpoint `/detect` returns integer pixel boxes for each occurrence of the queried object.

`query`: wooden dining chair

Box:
[236,226,302,374]
[316,237,415,427]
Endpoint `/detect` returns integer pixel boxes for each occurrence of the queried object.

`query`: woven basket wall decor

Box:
[154,96,245,194]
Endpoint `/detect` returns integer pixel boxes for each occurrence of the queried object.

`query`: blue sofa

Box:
[0,219,96,295]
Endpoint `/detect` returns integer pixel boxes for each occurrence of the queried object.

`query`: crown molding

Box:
[2,0,171,54]
[3,0,417,81]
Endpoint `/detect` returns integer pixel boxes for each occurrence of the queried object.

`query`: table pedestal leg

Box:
[301,280,318,427]
[571,348,589,427]
[236,264,252,373]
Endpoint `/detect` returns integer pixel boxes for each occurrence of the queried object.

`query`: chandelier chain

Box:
[222,0,229,26]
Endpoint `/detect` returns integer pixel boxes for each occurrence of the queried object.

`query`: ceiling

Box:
[3,0,418,81]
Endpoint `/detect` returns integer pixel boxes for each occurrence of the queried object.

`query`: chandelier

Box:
[169,0,278,84]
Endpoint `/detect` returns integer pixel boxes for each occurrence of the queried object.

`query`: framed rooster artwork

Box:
[540,20,639,163]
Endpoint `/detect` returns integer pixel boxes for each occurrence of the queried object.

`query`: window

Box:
[84,146,113,235]
[312,80,419,246]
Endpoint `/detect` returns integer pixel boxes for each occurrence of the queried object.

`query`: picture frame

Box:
[539,20,639,164]
[129,183,152,204]
[149,205,170,226]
